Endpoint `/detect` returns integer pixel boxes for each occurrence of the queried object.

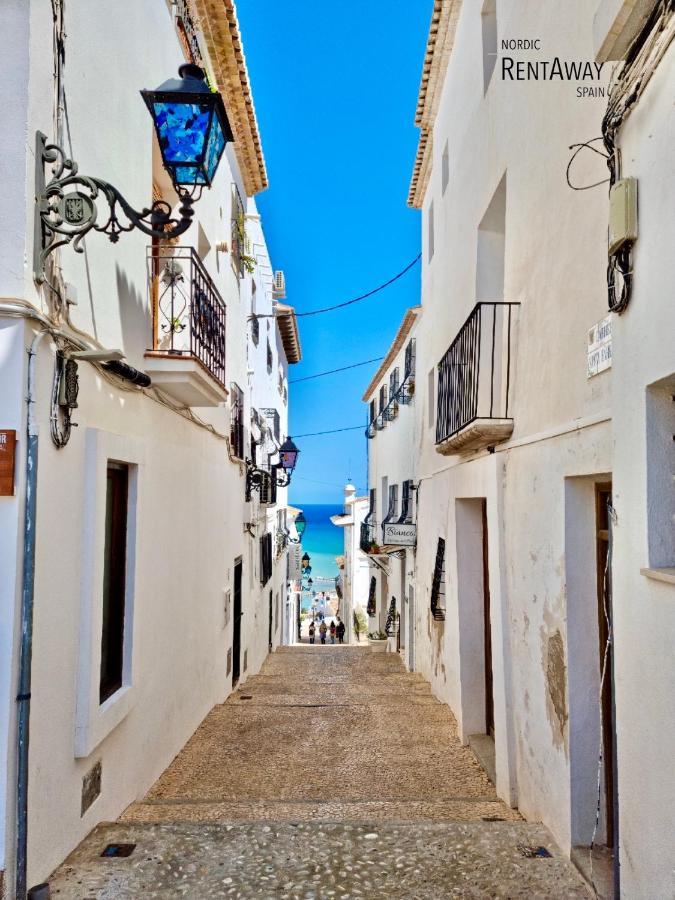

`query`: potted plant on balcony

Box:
[368,630,388,651]
[368,540,380,555]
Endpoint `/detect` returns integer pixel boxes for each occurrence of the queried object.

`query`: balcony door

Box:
[481,500,495,736]
[232,558,243,685]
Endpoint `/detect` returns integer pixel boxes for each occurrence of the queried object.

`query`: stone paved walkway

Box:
[49,646,590,898]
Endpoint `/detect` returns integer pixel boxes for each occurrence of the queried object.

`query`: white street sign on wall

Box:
[587,315,612,377]
[289,544,302,580]
[382,522,417,547]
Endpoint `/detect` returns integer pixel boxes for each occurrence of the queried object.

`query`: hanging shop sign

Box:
[587,315,612,377]
[289,544,303,580]
[0,430,16,496]
[382,522,417,547]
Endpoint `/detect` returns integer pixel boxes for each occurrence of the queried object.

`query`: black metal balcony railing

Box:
[360,522,379,554]
[366,366,416,440]
[148,246,227,387]
[436,302,518,446]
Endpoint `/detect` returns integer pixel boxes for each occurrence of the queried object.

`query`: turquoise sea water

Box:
[298,503,344,593]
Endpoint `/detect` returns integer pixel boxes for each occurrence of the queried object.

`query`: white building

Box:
[361,309,420,666]
[1,0,299,894]
[360,1,674,897]
[331,483,371,644]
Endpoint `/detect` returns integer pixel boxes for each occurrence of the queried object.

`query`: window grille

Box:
[398,480,415,524]
[261,408,280,442]
[430,537,446,621]
[230,383,245,459]
[369,400,377,423]
[405,339,416,378]
[366,576,377,617]
[260,532,273,585]
[251,314,259,346]
[266,339,273,374]
[382,484,399,527]
[379,384,388,415]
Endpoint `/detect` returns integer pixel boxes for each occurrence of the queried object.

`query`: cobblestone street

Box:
[49,647,590,898]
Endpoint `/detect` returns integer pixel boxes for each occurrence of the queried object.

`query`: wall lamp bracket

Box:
[33,131,196,285]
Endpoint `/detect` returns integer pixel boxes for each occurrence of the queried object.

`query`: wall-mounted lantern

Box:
[34,65,233,283]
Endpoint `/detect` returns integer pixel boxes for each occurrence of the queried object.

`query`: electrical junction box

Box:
[608,177,638,255]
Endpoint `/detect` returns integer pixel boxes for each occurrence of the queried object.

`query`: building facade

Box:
[359,1,673,897]
[332,483,371,644]
[1,0,300,893]
[362,309,420,666]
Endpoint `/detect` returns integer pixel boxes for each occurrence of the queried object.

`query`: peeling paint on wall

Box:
[544,629,568,751]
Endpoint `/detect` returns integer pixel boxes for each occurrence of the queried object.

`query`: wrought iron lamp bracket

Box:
[33,131,196,284]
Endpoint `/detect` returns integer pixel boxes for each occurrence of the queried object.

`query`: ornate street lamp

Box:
[34,65,233,283]
[295,511,307,540]
[141,64,233,187]
[273,436,300,488]
[301,552,311,571]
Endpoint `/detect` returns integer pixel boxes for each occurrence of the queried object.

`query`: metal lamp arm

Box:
[34,132,195,283]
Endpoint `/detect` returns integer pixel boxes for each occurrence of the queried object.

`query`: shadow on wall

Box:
[116,263,150,367]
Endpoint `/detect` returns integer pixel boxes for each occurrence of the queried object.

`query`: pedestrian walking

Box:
[308,621,315,645]
[319,620,327,644]
[329,620,336,644]
[336,618,345,644]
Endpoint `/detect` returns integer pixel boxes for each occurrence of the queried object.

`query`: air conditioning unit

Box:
[272,270,286,299]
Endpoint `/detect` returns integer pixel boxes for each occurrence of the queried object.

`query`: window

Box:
[383,484,399,526]
[262,408,280,442]
[428,201,435,262]
[260,532,273,585]
[266,339,273,374]
[405,339,416,378]
[100,463,130,703]
[430,537,446,619]
[365,488,376,523]
[230,383,245,459]
[476,174,506,302]
[369,399,377,424]
[646,375,675,568]
[251,315,260,346]
[442,140,450,194]
[399,480,415,523]
[389,367,400,398]
[379,384,388,415]
[481,0,498,93]
[428,368,435,430]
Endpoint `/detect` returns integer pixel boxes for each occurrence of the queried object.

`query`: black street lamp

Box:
[301,552,311,570]
[273,436,300,488]
[142,64,233,187]
[34,65,233,283]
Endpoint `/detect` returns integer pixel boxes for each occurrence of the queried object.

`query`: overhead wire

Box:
[290,356,384,384]
[293,425,364,438]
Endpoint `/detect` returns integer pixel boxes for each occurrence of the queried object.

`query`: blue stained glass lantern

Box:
[141,64,233,188]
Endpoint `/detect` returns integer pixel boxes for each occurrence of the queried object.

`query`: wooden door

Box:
[482,500,495,736]
[595,483,616,848]
[232,559,243,685]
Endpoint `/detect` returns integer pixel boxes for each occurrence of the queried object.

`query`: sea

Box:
[297,503,344,606]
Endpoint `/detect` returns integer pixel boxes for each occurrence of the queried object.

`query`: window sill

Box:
[75,684,135,758]
[640,567,675,586]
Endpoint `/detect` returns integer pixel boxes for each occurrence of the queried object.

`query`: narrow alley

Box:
[49,647,589,898]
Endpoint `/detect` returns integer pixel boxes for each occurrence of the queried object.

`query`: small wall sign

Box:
[383,522,417,547]
[587,315,612,377]
[0,430,17,496]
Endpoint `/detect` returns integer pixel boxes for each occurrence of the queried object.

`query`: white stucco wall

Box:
[607,35,675,899]
[1,0,293,887]
[408,0,622,866]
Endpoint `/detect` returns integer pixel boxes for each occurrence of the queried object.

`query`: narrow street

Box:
[49,647,589,898]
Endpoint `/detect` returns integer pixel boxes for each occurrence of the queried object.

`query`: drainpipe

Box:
[15,329,48,900]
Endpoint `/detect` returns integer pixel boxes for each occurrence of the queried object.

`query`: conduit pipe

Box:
[15,328,48,900]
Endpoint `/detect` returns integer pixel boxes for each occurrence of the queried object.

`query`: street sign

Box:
[289,543,302,580]
[587,315,612,377]
[382,522,416,547]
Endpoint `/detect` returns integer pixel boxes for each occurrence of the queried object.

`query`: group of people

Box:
[308,616,345,645]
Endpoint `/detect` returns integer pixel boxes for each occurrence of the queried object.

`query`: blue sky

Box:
[237,1,433,504]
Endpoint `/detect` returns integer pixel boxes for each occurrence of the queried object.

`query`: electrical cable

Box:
[290,356,384,384]
[292,425,364,438]
[565,139,610,191]
[291,254,421,318]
